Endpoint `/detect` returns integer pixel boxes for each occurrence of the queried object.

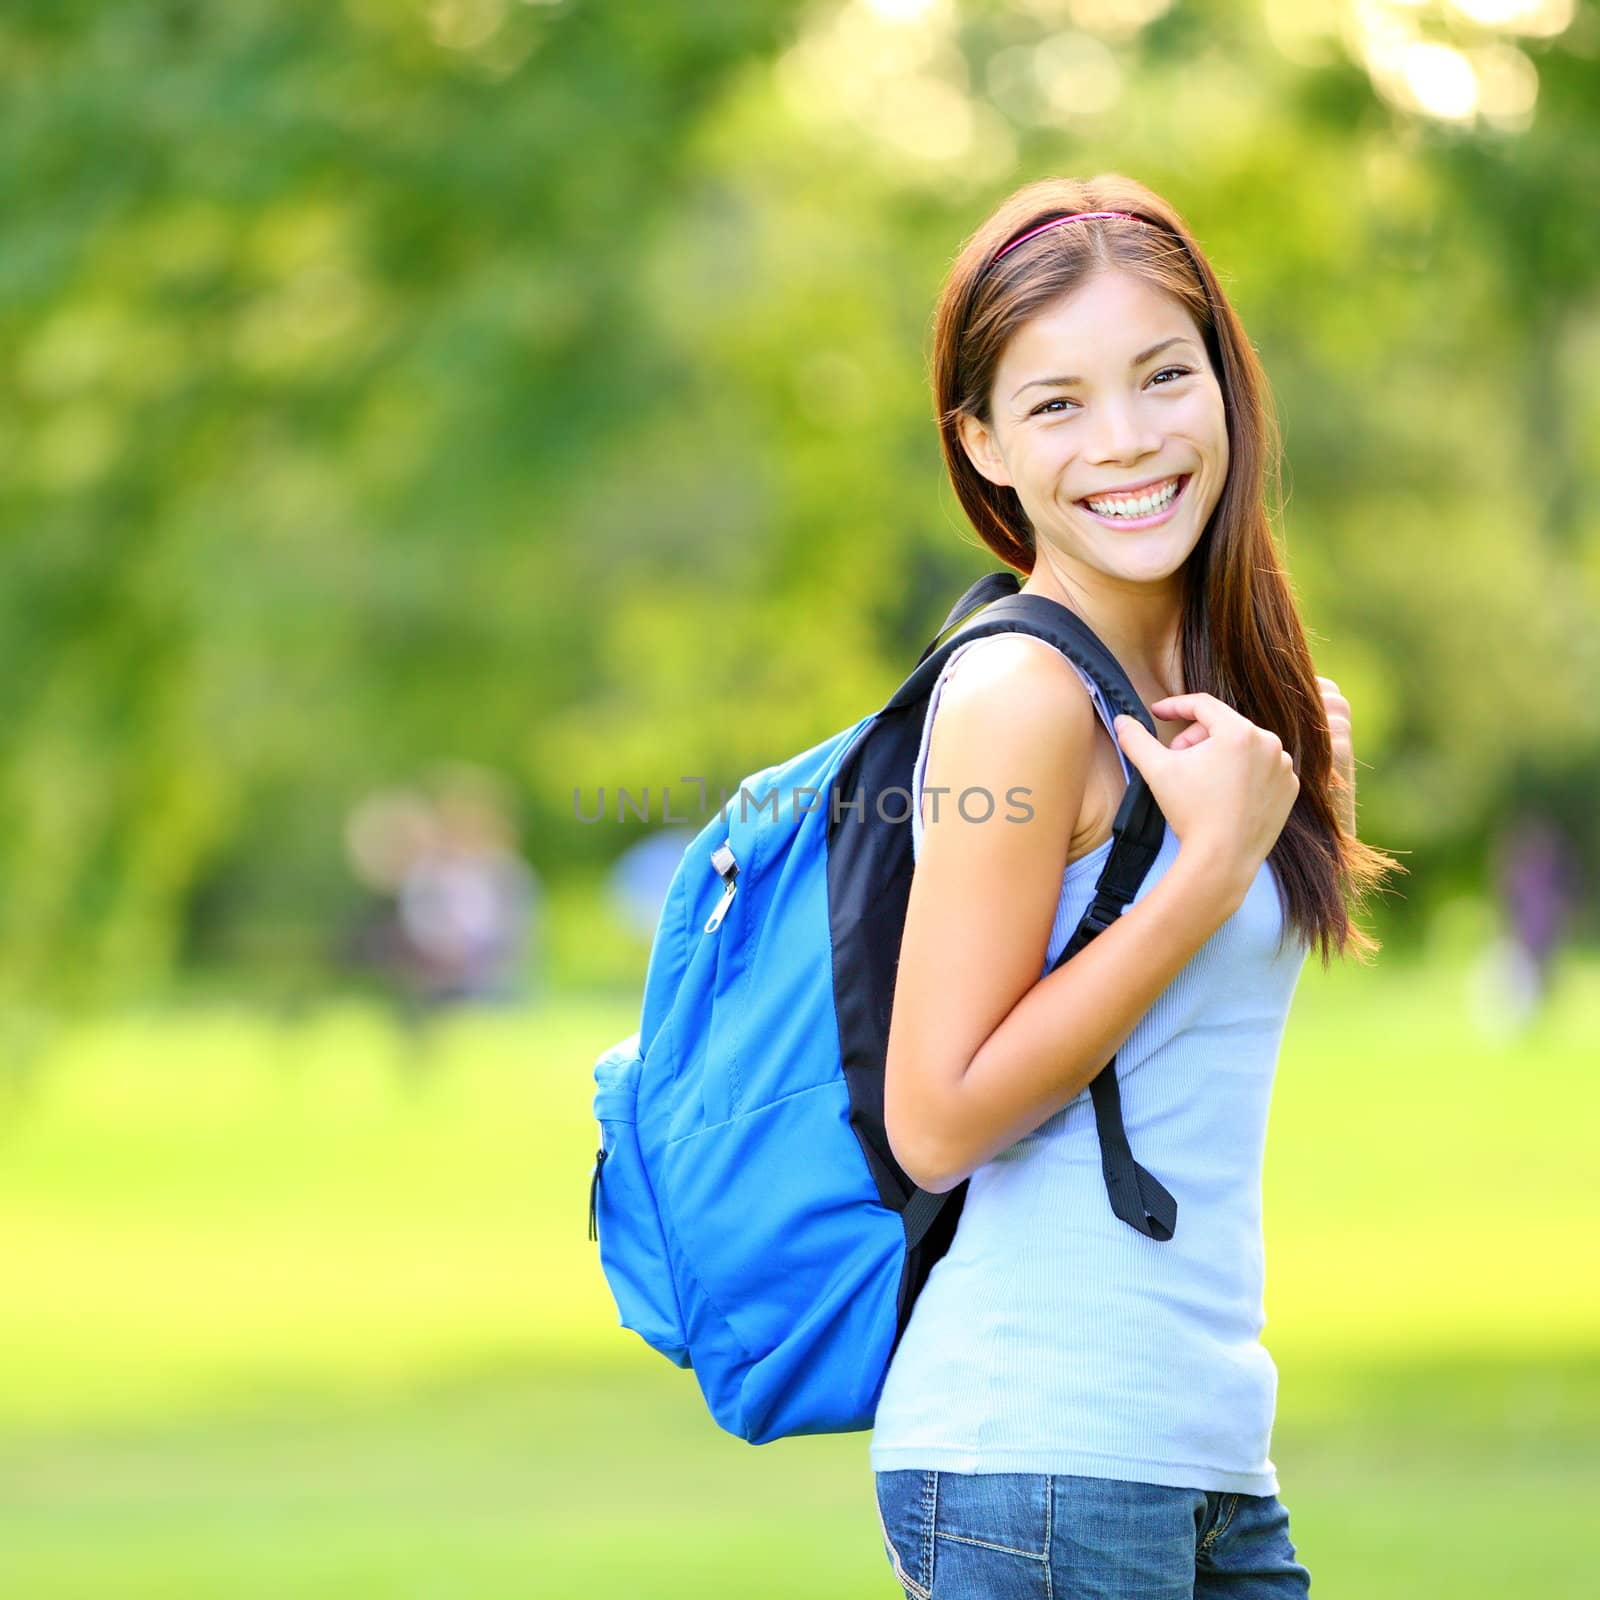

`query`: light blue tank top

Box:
[870,632,1311,1495]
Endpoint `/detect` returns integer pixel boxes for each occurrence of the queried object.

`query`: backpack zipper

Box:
[704,840,738,933]
[587,1145,607,1241]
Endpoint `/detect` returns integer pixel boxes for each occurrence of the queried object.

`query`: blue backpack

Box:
[586,571,1176,1445]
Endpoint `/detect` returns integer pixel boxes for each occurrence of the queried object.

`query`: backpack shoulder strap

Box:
[912,570,1022,670]
[890,586,1178,1243]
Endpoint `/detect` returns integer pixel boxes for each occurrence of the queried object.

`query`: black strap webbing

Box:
[901,1187,947,1255]
[913,570,1024,669]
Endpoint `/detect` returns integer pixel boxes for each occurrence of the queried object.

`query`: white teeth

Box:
[1085,477,1181,518]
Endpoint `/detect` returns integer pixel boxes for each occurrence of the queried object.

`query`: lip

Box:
[1081,472,1184,500]
[1077,473,1191,530]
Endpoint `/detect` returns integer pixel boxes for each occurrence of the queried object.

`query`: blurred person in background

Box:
[1472,809,1581,1034]
[343,766,542,1052]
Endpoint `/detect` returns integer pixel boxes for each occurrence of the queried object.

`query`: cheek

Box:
[1175,393,1228,468]
[1023,433,1077,479]
[1208,413,1229,470]
[1177,386,1223,428]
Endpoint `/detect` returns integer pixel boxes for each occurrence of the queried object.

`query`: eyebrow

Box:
[1011,336,1198,400]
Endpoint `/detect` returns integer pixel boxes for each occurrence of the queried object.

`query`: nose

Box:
[1085,394,1161,466]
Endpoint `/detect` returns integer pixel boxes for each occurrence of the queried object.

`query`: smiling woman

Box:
[871,175,1405,1597]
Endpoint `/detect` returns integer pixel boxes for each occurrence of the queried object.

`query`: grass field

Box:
[1,946,1595,1596]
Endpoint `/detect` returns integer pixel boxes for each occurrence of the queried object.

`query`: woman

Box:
[871,175,1399,1597]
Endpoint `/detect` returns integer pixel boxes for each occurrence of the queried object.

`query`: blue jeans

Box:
[874,1470,1311,1598]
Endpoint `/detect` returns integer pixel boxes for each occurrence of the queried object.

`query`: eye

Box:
[1029,365,1193,417]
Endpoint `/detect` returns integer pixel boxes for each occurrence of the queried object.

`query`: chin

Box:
[1104,548,1192,585]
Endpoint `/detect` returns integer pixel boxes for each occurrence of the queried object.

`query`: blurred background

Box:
[1,0,1596,1594]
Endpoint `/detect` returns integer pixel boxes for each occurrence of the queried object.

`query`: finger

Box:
[1147,692,1246,733]
[1113,714,1166,760]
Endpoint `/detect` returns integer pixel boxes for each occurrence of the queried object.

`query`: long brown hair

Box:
[931,173,1402,966]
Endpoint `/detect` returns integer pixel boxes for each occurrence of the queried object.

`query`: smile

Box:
[1077,474,1190,528]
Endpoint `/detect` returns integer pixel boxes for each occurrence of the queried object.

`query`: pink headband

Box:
[990,210,1146,266]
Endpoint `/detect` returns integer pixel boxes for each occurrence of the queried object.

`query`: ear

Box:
[957,410,1013,489]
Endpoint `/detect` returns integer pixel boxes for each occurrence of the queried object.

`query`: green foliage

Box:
[0,3,1595,1004]
[0,1,800,1005]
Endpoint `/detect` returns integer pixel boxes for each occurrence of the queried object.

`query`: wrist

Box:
[1170,844,1251,917]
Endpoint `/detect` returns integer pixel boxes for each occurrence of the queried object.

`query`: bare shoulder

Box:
[932,633,1099,753]
[920,634,1099,852]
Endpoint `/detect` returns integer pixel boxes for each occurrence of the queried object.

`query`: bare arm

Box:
[885,642,1257,1194]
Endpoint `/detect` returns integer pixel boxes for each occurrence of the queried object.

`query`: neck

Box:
[1020,559,1187,700]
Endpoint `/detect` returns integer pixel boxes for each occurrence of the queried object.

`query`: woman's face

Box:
[958,268,1228,590]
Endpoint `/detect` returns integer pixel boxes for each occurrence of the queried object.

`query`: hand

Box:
[1163,678,1356,835]
[1316,676,1356,835]
[1114,694,1300,899]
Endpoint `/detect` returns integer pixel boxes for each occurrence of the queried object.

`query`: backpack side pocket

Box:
[590,1032,692,1368]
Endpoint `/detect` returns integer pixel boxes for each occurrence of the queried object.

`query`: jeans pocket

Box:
[1194,1492,1312,1595]
[875,1471,934,1600]
[931,1471,1051,1599]
[590,1032,691,1366]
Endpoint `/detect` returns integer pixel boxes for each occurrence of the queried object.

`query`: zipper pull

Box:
[587,1145,607,1241]
[704,881,736,933]
[703,840,739,933]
